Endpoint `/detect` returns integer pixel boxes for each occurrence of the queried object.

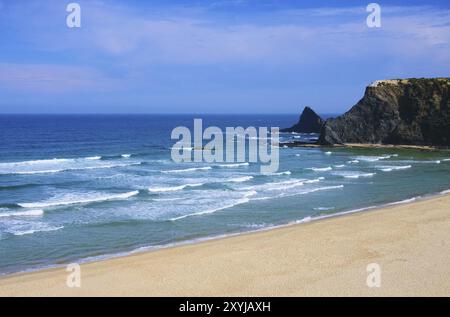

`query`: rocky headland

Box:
[318,78,449,147]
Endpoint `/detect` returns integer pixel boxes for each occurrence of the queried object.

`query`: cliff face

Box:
[281,106,324,133]
[319,78,450,146]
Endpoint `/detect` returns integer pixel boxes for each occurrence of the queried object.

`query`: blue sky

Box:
[0,0,449,114]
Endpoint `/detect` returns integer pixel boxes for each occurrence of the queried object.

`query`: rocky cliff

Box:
[281,106,324,133]
[319,78,450,146]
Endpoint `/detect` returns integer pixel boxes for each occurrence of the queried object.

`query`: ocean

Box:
[0,114,449,274]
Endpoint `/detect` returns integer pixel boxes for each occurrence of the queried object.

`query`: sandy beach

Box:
[0,193,449,297]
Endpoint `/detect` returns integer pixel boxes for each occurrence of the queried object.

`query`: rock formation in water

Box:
[319,78,450,146]
[281,106,324,133]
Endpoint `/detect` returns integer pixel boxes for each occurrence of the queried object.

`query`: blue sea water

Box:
[0,114,449,274]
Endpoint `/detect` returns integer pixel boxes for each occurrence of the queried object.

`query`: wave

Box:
[148,183,203,192]
[216,163,249,168]
[264,185,344,200]
[313,206,335,211]
[395,159,441,164]
[149,176,254,192]
[0,156,102,166]
[121,154,131,158]
[376,165,412,172]
[9,225,63,236]
[353,155,393,162]
[169,191,257,221]
[226,176,254,183]
[0,209,44,218]
[324,151,332,155]
[443,158,450,162]
[347,160,359,164]
[269,171,291,176]
[333,171,375,179]
[244,177,323,192]
[333,164,345,168]
[300,185,343,194]
[161,166,212,173]
[441,189,450,195]
[308,166,332,172]
[1,161,141,175]
[386,197,418,205]
[18,190,139,208]
[0,158,71,167]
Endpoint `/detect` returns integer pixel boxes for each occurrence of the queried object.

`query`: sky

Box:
[0,0,449,114]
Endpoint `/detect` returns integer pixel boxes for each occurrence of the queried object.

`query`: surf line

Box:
[171,119,279,174]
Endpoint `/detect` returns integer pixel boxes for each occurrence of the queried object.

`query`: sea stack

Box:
[281,106,324,133]
[319,78,450,146]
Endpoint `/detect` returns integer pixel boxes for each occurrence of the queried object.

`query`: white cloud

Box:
[79,3,450,65]
[0,63,118,92]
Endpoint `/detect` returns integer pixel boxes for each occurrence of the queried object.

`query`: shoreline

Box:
[0,189,448,278]
[280,141,450,151]
[1,191,450,296]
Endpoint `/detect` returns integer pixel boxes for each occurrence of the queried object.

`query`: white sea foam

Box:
[269,171,291,176]
[376,165,411,172]
[226,176,254,183]
[0,158,71,167]
[393,159,441,164]
[277,185,344,199]
[162,166,212,173]
[11,169,64,175]
[347,160,359,164]
[333,171,375,179]
[216,162,249,168]
[443,158,450,162]
[386,197,418,205]
[148,183,202,192]
[353,155,393,162]
[18,191,139,208]
[169,191,256,221]
[308,166,332,172]
[334,164,345,168]
[313,206,335,211]
[0,209,44,218]
[0,161,140,175]
[10,225,63,236]
[121,154,131,158]
[244,177,323,192]
[325,151,332,155]
[86,156,101,160]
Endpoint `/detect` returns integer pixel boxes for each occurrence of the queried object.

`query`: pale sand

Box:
[1,194,449,296]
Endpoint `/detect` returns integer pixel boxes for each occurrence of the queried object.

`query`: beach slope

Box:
[1,194,449,296]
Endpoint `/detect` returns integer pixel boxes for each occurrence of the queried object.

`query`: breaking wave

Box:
[18,191,139,208]
[0,209,44,218]
[161,166,212,173]
[148,183,203,192]
[376,165,412,172]
[333,171,376,179]
[169,191,257,221]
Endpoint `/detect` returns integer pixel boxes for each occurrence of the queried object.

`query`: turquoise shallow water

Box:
[0,115,449,274]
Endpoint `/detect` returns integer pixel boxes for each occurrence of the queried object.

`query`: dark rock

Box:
[281,106,324,133]
[319,78,450,146]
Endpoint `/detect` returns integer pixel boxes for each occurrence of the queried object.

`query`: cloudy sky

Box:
[0,0,449,114]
